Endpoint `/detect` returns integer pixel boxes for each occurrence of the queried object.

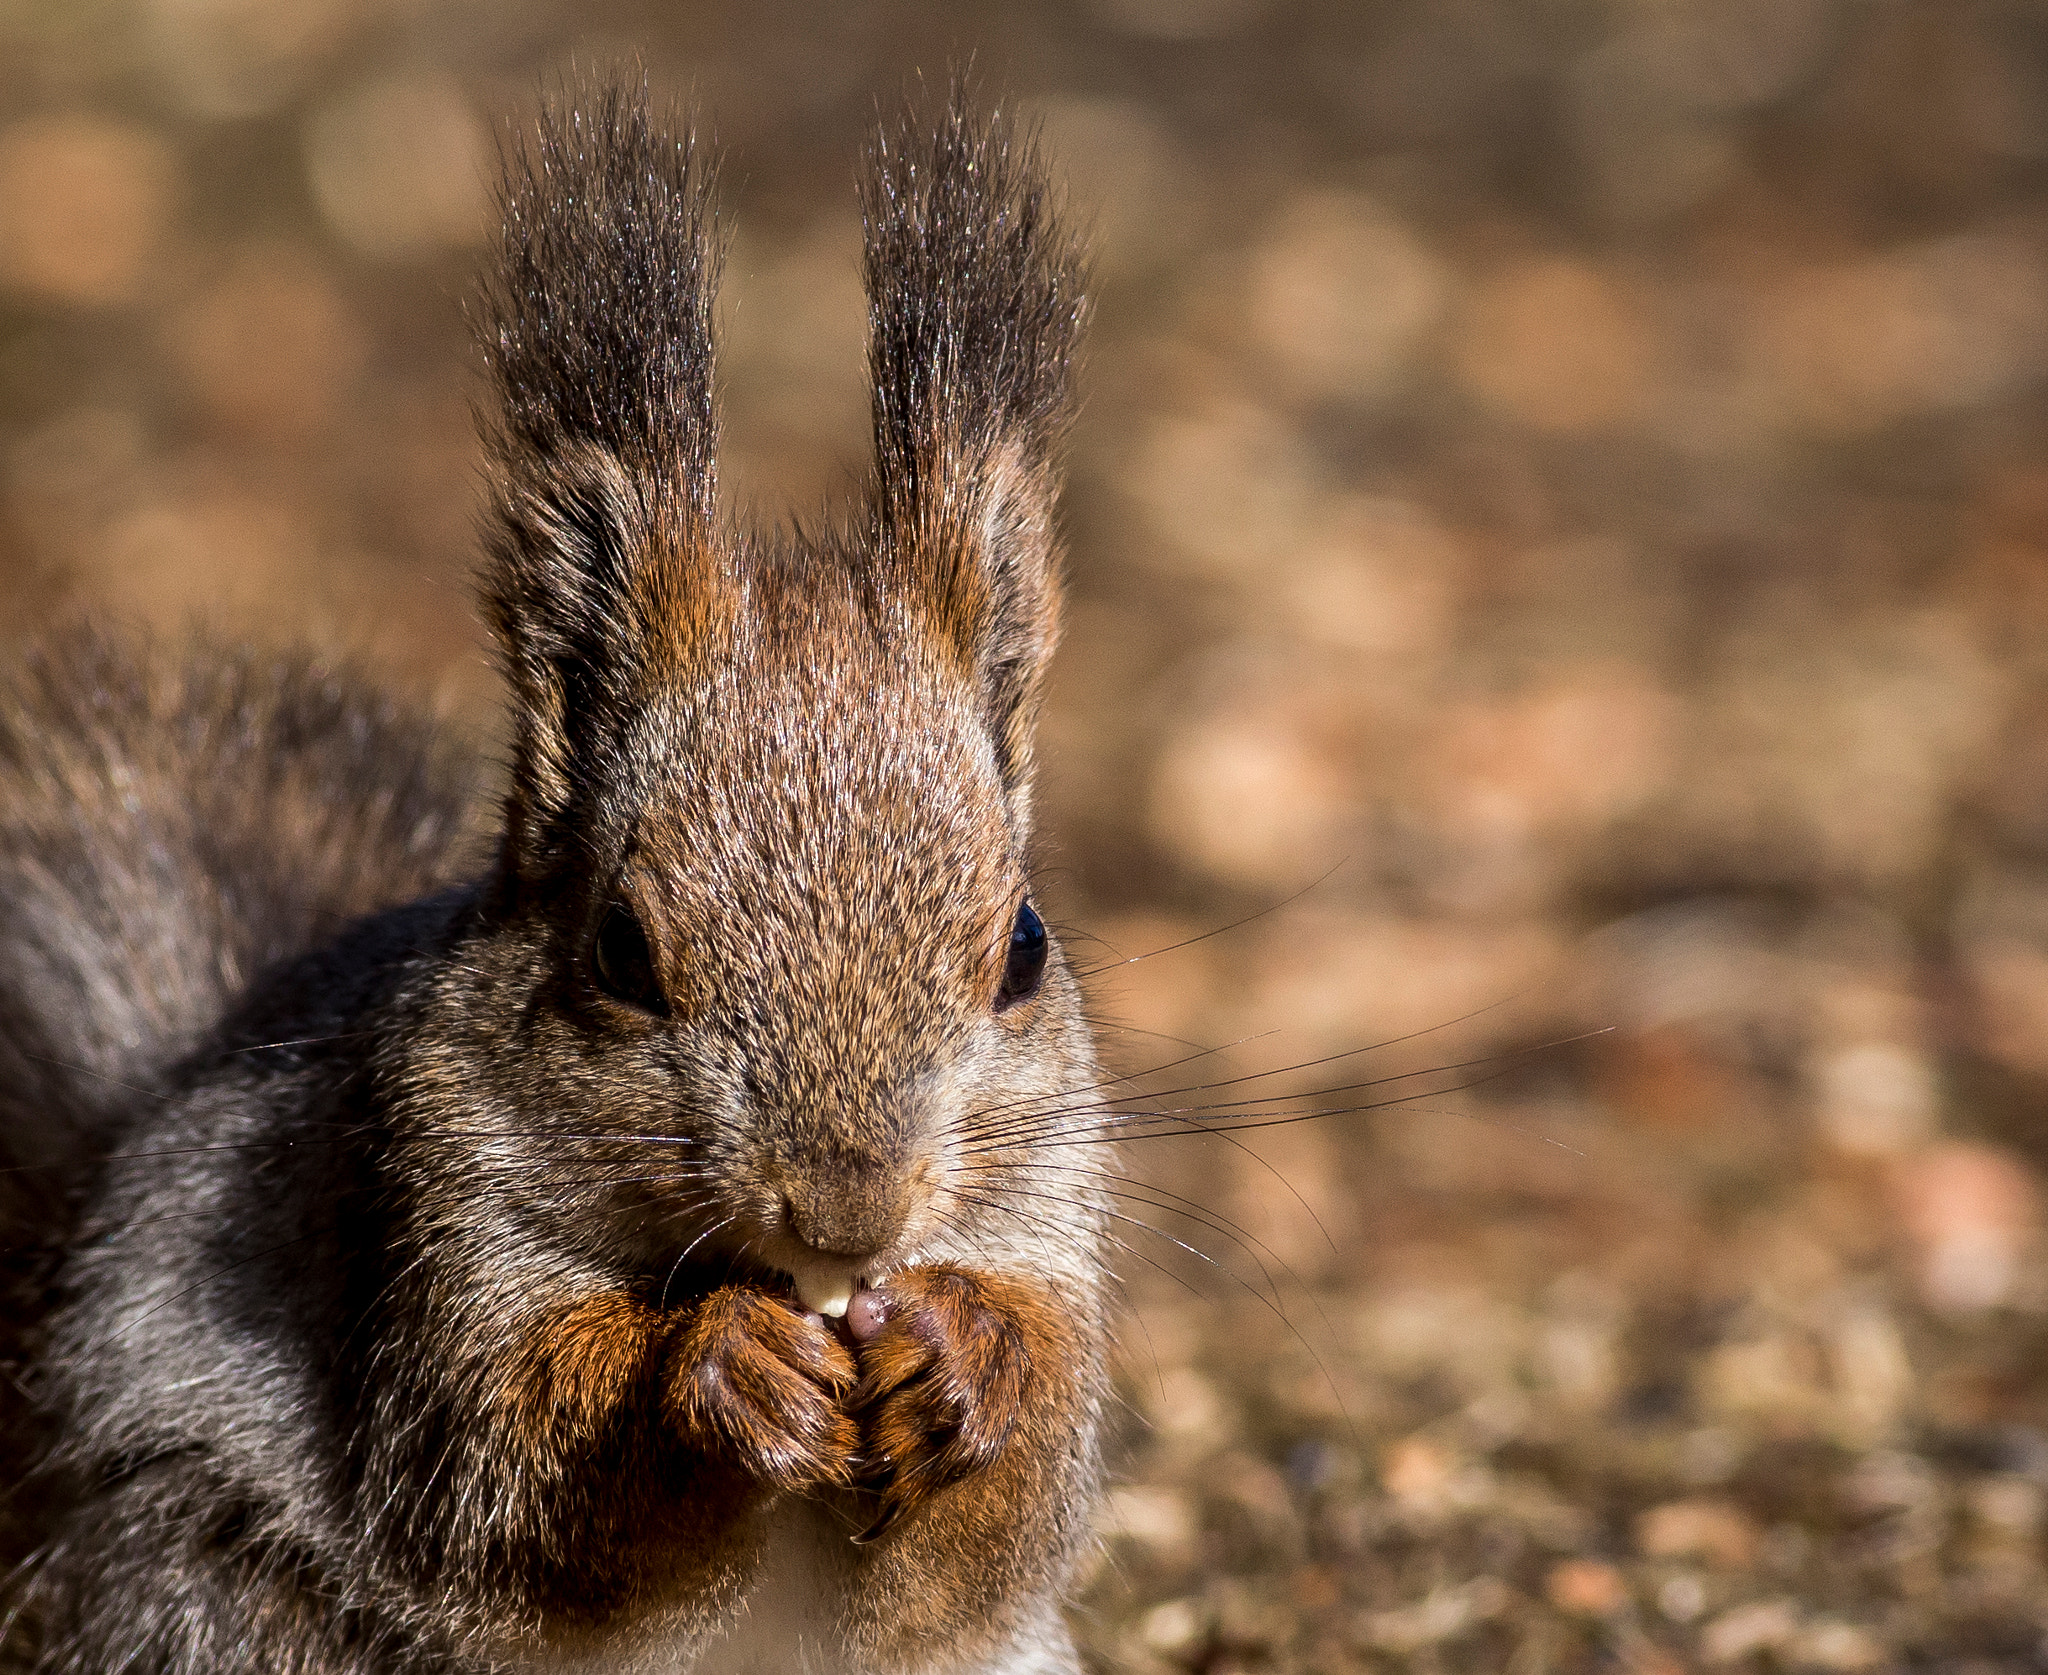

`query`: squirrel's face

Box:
[426,93,1099,1308]
[437,571,1094,1313]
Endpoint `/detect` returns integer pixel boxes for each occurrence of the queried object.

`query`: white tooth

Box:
[796,1271,853,1318]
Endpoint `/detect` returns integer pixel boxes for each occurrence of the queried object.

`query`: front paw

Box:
[665,1285,859,1492]
[850,1266,1049,1533]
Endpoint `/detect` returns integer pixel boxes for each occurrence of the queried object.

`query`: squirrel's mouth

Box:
[679,1204,894,1318]
[758,1185,919,1318]
[784,1259,865,1318]
[769,1233,904,1319]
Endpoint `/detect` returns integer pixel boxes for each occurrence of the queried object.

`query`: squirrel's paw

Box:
[665,1285,859,1492]
[850,1266,1045,1536]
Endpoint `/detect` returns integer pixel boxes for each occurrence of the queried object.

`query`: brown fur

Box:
[665,1287,861,1493]
[496,1292,661,1456]
[844,1270,1097,1664]
[856,1266,1068,1522]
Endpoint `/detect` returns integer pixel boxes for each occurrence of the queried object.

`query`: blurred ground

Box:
[10,1,2048,1669]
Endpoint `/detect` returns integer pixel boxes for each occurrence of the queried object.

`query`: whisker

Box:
[960,1029,1611,1154]
[953,1023,1587,1149]
[113,1233,322,1339]
[948,1182,1359,1446]
[76,1170,727,1246]
[949,1029,1282,1136]
[21,1052,168,1106]
[919,1199,1150,1375]
[982,1158,1320,1310]
[2,1124,705,1176]
[1071,860,1347,979]
[215,1031,382,1056]
[1082,1014,1232,1055]
[938,1185,1074,1290]
[949,1187,1202,1305]
[988,1156,1356,1367]
[967,1091,1350,1262]
[987,1059,1585,1152]
[959,975,1588,1154]
[660,1213,739,1311]
[973,1174,1291,1314]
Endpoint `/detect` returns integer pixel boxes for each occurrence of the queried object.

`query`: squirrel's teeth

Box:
[794,1270,853,1318]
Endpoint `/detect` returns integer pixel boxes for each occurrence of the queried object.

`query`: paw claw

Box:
[850,1501,901,1545]
[849,1266,1039,1522]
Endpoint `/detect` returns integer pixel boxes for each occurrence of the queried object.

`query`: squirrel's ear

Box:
[476,79,733,875]
[862,89,1089,836]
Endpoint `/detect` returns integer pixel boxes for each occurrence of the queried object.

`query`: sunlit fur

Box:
[0,77,1107,1674]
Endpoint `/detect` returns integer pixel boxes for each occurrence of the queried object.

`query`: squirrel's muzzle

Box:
[776,1163,927,1319]
[780,1162,919,1264]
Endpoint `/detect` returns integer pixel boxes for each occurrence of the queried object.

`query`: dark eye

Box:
[997,899,1047,1009]
[591,903,666,1015]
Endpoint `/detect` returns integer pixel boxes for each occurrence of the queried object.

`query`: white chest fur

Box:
[510,1500,1078,1675]
[687,1508,858,1675]
[508,1502,860,1675]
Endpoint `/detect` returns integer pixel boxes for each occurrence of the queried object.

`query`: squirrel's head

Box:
[416,82,1096,1311]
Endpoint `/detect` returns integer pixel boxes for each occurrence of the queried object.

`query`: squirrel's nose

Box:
[780,1177,912,1264]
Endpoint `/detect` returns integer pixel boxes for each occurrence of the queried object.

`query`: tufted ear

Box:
[475,79,736,877]
[861,89,1090,836]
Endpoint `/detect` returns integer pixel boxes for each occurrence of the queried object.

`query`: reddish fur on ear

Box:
[477,86,741,874]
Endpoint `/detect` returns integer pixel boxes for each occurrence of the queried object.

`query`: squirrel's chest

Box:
[519,1505,862,1675]
[687,1509,858,1675]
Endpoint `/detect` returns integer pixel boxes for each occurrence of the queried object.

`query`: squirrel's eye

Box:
[997,898,1047,1009]
[591,903,666,1015]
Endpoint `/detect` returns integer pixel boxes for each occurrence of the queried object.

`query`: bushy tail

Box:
[0,633,479,1163]
[0,630,482,1566]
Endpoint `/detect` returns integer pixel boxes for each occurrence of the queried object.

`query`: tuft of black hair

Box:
[862,87,1090,510]
[479,78,723,510]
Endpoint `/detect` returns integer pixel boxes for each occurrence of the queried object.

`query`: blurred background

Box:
[8,0,2048,1668]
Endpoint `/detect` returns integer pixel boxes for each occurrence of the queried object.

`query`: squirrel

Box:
[0,77,1110,1675]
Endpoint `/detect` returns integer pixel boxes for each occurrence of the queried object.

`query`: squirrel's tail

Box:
[0,630,479,1172]
[0,627,480,1560]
